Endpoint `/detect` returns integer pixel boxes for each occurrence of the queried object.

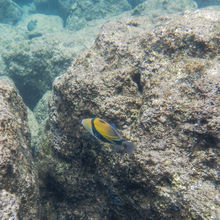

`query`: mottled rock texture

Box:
[0,77,40,219]
[0,23,21,75]
[37,8,220,219]
[0,0,23,24]
[34,90,52,125]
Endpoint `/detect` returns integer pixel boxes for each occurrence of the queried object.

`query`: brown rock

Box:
[40,8,219,219]
[0,77,40,219]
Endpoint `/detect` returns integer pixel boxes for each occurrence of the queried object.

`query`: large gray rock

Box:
[0,77,40,219]
[131,0,197,17]
[34,0,132,30]
[33,90,52,125]
[66,0,132,31]
[2,14,102,109]
[38,8,220,219]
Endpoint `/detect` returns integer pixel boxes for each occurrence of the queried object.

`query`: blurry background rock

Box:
[127,0,146,8]
[195,0,220,8]
[0,0,23,24]
[65,0,131,31]
[131,0,197,17]
[1,14,98,109]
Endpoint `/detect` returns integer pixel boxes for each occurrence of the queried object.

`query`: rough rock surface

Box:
[27,107,40,151]
[0,0,23,24]
[37,8,220,219]
[0,23,22,75]
[34,90,52,125]
[34,0,132,30]
[0,76,40,219]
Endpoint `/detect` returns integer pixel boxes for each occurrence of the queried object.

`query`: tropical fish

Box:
[81,117,135,154]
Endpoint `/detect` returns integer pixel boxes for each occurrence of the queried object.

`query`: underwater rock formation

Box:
[0,23,21,75]
[37,8,220,219]
[65,0,131,31]
[34,0,132,30]
[131,0,197,17]
[0,77,40,219]
[34,90,52,125]
[2,14,103,109]
[0,0,23,25]
[2,15,76,109]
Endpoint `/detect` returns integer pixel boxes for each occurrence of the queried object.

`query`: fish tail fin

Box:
[114,144,124,152]
[123,141,135,154]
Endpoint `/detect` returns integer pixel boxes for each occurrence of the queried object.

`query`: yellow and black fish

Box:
[81,117,135,154]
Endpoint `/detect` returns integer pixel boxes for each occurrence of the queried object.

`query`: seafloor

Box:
[0,0,220,219]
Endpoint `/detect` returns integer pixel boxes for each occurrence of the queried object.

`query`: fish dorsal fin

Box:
[110,123,117,130]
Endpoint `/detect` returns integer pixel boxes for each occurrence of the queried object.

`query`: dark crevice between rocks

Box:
[8,74,52,110]
[196,133,219,150]
[40,172,66,202]
[131,72,143,94]
[40,171,91,204]
[19,84,43,110]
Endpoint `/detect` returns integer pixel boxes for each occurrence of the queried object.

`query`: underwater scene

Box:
[0,0,220,219]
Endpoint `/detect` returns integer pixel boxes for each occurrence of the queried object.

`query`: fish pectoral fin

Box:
[102,133,121,141]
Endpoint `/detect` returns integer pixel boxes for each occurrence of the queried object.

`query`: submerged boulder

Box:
[0,77,40,219]
[39,8,219,219]
[2,14,102,109]
[131,0,197,17]
[66,0,131,31]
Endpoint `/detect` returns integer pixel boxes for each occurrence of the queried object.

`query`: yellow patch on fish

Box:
[93,118,121,142]
[81,117,135,154]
